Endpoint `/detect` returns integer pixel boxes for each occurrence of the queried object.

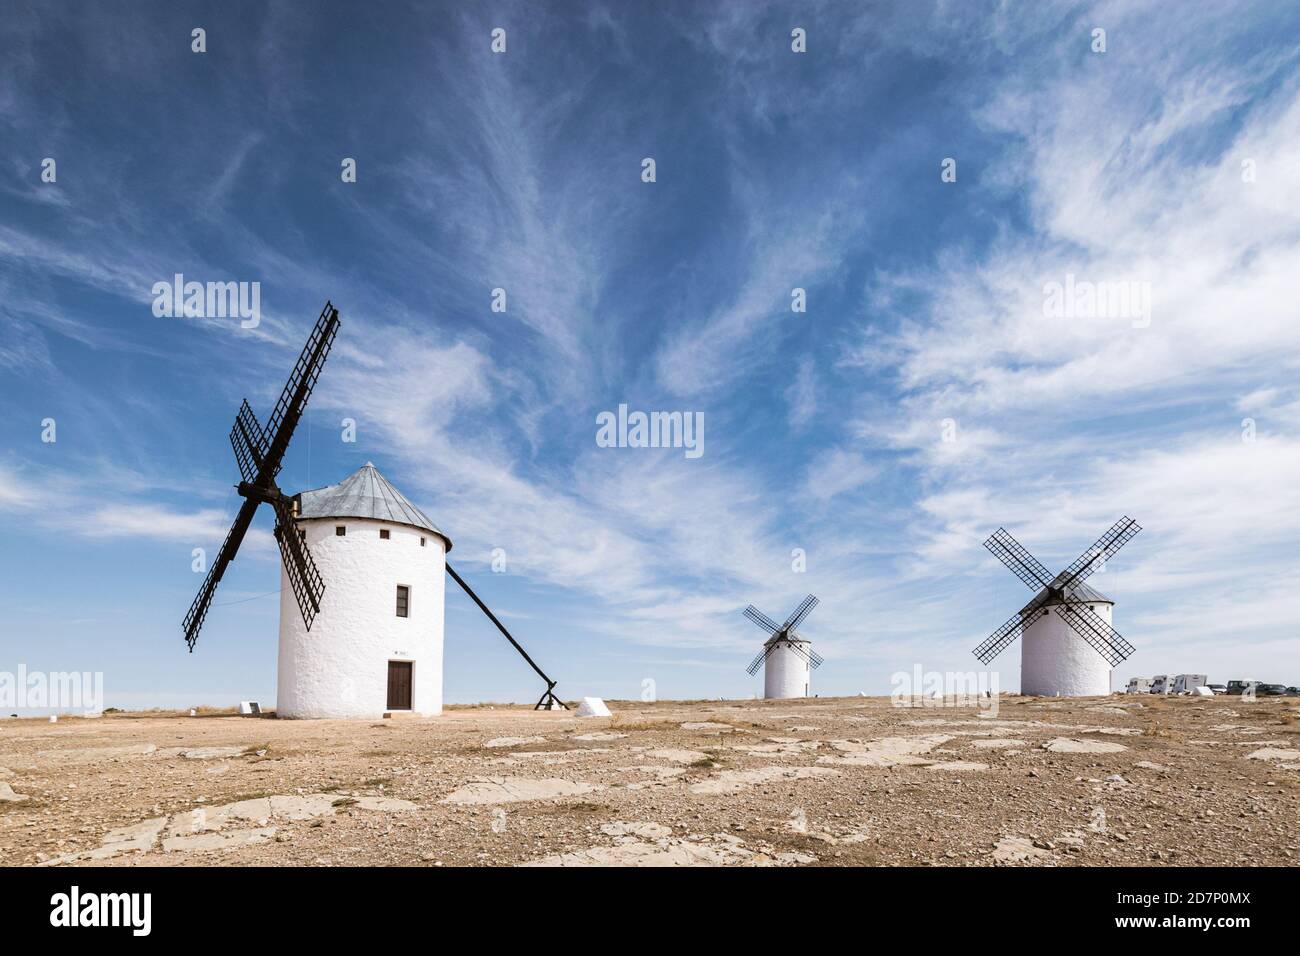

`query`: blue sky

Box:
[3,1,1299,710]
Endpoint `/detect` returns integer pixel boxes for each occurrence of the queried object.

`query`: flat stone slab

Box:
[35,744,157,763]
[0,781,29,802]
[688,766,839,796]
[574,732,627,741]
[680,722,737,733]
[732,740,820,756]
[441,776,602,805]
[817,734,954,768]
[644,749,710,764]
[1042,737,1128,754]
[993,835,1054,864]
[971,738,1028,749]
[1246,748,1300,763]
[39,792,416,865]
[600,821,673,839]
[162,827,277,853]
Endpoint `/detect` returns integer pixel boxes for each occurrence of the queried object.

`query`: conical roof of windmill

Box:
[765,632,810,646]
[1026,579,1112,609]
[296,462,452,550]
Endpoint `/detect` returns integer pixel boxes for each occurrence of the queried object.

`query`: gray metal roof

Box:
[295,462,452,550]
[1021,579,1112,615]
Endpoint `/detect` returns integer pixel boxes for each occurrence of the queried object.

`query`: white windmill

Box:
[743,595,824,699]
[182,302,567,718]
[975,518,1141,697]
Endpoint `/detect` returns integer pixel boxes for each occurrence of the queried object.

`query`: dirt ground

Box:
[2,694,1298,867]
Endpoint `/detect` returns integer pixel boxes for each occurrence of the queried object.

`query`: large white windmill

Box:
[181,302,567,718]
[743,595,824,698]
[974,518,1141,697]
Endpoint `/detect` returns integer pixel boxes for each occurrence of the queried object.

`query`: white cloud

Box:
[785,356,817,428]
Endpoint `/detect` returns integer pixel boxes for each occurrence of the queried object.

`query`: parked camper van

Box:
[1125,677,1152,694]
[1149,675,1171,694]
[1171,674,1209,695]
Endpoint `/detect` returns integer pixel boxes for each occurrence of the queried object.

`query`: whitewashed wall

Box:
[764,641,812,699]
[277,517,446,718]
[1020,602,1114,697]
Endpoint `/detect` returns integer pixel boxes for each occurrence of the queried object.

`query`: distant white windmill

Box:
[743,595,823,699]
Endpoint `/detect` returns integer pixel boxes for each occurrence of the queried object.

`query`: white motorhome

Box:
[1125,677,1153,694]
[1149,675,1171,694]
[1171,674,1209,695]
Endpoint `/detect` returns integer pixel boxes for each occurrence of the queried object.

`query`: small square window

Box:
[380,529,390,540]
[396,585,410,618]
[420,537,426,547]
[335,526,346,536]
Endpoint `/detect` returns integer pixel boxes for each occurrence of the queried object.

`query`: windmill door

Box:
[387,661,412,710]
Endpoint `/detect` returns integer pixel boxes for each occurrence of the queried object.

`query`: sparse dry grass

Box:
[607,716,678,732]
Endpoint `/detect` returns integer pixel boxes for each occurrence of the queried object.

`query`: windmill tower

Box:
[744,595,824,699]
[277,462,452,717]
[974,518,1141,697]
[182,301,567,717]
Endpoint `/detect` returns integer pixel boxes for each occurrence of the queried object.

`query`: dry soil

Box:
[2,694,1298,867]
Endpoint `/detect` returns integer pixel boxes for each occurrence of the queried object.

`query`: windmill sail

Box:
[782,594,820,632]
[1055,600,1136,666]
[273,498,325,633]
[183,302,341,651]
[230,400,268,483]
[746,644,776,675]
[973,599,1045,664]
[1056,517,1142,589]
[984,527,1053,590]
[183,498,260,650]
[744,605,781,635]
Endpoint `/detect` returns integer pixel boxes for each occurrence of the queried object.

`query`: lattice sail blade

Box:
[983,528,1053,590]
[183,497,260,650]
[274,499,325,631]
[746,643,776,675]
[744,605,781,635]
[973,592,1050,664]
[1057,516,1142,589]
[229,400,268,483]
[262,302,341,479]
[1055,600,1136,666]
[782,594,819,632]
[783,640,812,665]
[784,640,823,670]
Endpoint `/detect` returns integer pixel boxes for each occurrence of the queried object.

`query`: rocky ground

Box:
[2,694,1297,867]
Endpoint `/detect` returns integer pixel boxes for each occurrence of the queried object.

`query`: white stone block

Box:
[576,697,611,717]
